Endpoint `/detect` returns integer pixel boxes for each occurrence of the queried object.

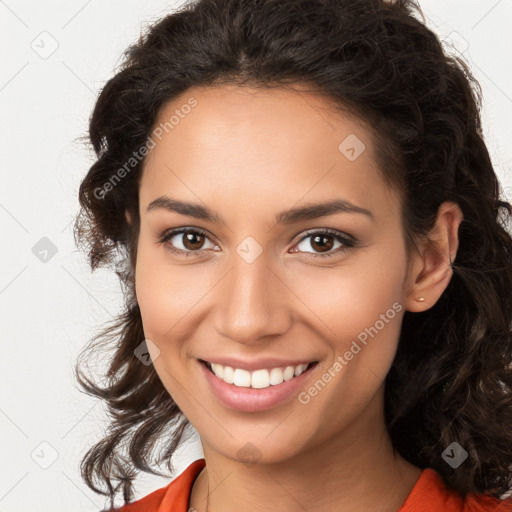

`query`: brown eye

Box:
[158,227,218,256]
[309,234,334,253]
[291,229,356,257]
[181,231,206,250]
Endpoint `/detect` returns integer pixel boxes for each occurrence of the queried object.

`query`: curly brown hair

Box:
[73,0,512,507]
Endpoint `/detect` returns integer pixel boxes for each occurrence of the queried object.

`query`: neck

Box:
[189,387,422,512]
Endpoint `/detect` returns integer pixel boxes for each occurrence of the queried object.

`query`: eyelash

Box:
[157,227,358,259]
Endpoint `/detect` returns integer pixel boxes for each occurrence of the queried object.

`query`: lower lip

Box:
[198,360,318,412]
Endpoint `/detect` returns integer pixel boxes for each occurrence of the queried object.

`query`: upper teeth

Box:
[209,362,311,389]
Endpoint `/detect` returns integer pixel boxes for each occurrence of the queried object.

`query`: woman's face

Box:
[134,85,414,464]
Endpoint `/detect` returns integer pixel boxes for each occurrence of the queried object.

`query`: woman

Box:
[74,0,512,510]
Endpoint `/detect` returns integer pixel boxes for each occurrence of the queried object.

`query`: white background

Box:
[1,1,511,510]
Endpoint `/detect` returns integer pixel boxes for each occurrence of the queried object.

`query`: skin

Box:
[129,84,463,512]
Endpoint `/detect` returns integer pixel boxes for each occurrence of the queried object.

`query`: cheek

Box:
[134,243,200,406]
[135,244,167,338]
[292,246,407,407]
[292,254,405,345]
[134,240,213,342]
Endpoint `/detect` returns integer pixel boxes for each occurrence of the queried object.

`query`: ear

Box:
[403,201,463,312]
[125,209,133,226]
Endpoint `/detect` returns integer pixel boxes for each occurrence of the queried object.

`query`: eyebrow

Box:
[146,196,375,224]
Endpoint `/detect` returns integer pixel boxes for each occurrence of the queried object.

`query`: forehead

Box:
[139,85,397,223]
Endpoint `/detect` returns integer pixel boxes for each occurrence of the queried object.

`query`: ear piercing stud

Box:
[416,297,425,302]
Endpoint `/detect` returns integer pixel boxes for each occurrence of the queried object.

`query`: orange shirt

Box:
[114,458,512,512]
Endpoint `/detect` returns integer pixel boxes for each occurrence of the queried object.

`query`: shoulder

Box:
[108,458,206,512]
[399,467,512,512]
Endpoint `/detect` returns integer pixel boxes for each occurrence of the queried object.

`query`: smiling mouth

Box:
[199,359,318,389]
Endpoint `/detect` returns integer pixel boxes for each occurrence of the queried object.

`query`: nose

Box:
[212,253,293,345]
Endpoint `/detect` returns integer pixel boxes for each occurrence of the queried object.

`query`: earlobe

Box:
[404,201,463,312]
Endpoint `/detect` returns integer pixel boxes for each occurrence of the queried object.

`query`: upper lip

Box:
[199,357,317,372]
